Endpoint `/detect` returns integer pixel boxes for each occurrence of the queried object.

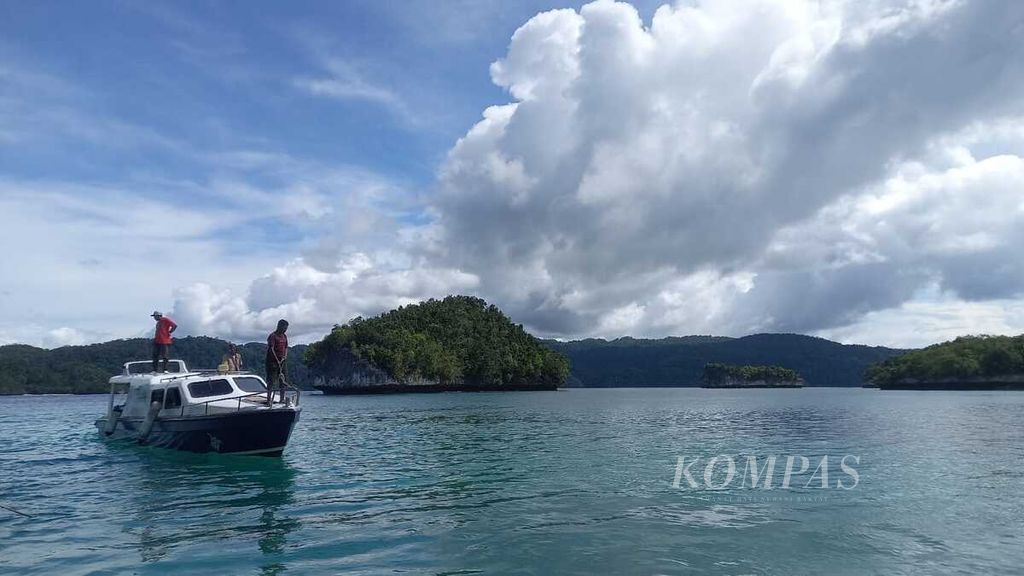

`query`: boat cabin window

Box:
[164,387,181,409]
[233,376,267,393]
[187,379,234,398]
[150,389,164,405]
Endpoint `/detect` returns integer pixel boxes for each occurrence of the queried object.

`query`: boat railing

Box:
[123,359,188,375]
[158,369,253,382]
[192,369,254,375]
[172,383,302,417]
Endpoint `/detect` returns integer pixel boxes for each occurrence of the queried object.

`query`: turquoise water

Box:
[1,388,1022,575]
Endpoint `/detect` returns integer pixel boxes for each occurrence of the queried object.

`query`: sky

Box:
[1,0,1023,350]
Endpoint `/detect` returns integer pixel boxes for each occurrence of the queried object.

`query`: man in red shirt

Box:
[265,319,289,404]
[151,311,177,372]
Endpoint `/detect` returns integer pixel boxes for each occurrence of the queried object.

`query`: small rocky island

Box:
[867,334,1024,390]
[701,363,804,388]
[304,296,570,394]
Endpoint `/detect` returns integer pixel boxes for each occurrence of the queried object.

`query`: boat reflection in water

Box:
[123,447,300,573]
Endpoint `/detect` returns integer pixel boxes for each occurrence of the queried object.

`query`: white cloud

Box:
[0,324,120,349]
[134,0,1024,348]
[43,327,91,348]
[0,153,427,347]
[750,147,1024,336]
[817,296,1024,349]
[0,180,269,347]
[425,0,1024,344]
[293,59,418,125]
[9,0,1024,350]
[169,255,479,343]
[295,77,400,109]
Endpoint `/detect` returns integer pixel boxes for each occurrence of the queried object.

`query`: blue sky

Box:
[4,1,510,183]
[1,0,605,343]
[3,1,1024,348]
[2,0,661,184]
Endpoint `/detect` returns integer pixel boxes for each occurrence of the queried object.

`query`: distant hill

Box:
[305,296,570,393]
[0,336,310,395]
[545,334,904,387]
[549,335,732,352]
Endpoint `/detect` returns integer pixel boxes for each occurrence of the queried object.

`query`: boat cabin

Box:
[108,360,284,419]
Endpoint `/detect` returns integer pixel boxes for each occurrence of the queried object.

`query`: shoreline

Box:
[878,374,1024,391]
[701,384,803,389]
[878,382,1024,391]
[315,382,560,395]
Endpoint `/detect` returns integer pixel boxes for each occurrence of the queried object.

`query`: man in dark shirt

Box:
[266,319,289,404]
[151,311,177,372]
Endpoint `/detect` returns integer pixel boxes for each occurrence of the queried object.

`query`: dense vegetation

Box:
[0,337,310,394]
[549,335,732,352]
[0,321,911,394]
[546,333,902,387]
[703,362,801,385]
[866,335,1024,386]
[305,296,570,387]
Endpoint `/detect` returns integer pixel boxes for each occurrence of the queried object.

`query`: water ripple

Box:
[2,389,1023,574]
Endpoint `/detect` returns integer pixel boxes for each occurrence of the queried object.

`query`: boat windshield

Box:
[188,379,234,398]
[233,376,267,393]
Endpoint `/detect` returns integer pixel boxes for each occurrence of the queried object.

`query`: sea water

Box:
[1,388,1022,575]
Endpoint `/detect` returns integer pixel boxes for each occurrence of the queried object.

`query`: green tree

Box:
[865,334,1024,385]
[304,295,570,388]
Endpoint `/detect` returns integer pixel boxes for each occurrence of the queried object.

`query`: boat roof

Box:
[110,372,215,386]
[109,360,264,387]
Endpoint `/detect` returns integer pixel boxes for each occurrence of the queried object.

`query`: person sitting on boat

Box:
[151,311,177,372]
[266,319,289,404]
[218,343,243,373]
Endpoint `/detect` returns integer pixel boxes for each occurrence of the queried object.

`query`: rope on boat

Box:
[0,503,33,518]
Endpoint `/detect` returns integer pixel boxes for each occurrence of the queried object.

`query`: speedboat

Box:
[95,360,301,456]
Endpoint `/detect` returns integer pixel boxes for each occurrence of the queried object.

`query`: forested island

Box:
[305,296,570,393]
[547,334,901,387]
[866,335,1024,390]
[702,363,804,388]
[0,337,309,394]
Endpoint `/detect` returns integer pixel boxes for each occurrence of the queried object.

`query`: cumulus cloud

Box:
[170,254,479,343]
[0,324,118,349]
[0,180,254,347]
[753,147,1024,332]
[156,0,1024,347]
[43,327,91,348]
[424,0,1024,342]
[0,153,438,347]
[14,0,1024,349]
[817,296,1024,350]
